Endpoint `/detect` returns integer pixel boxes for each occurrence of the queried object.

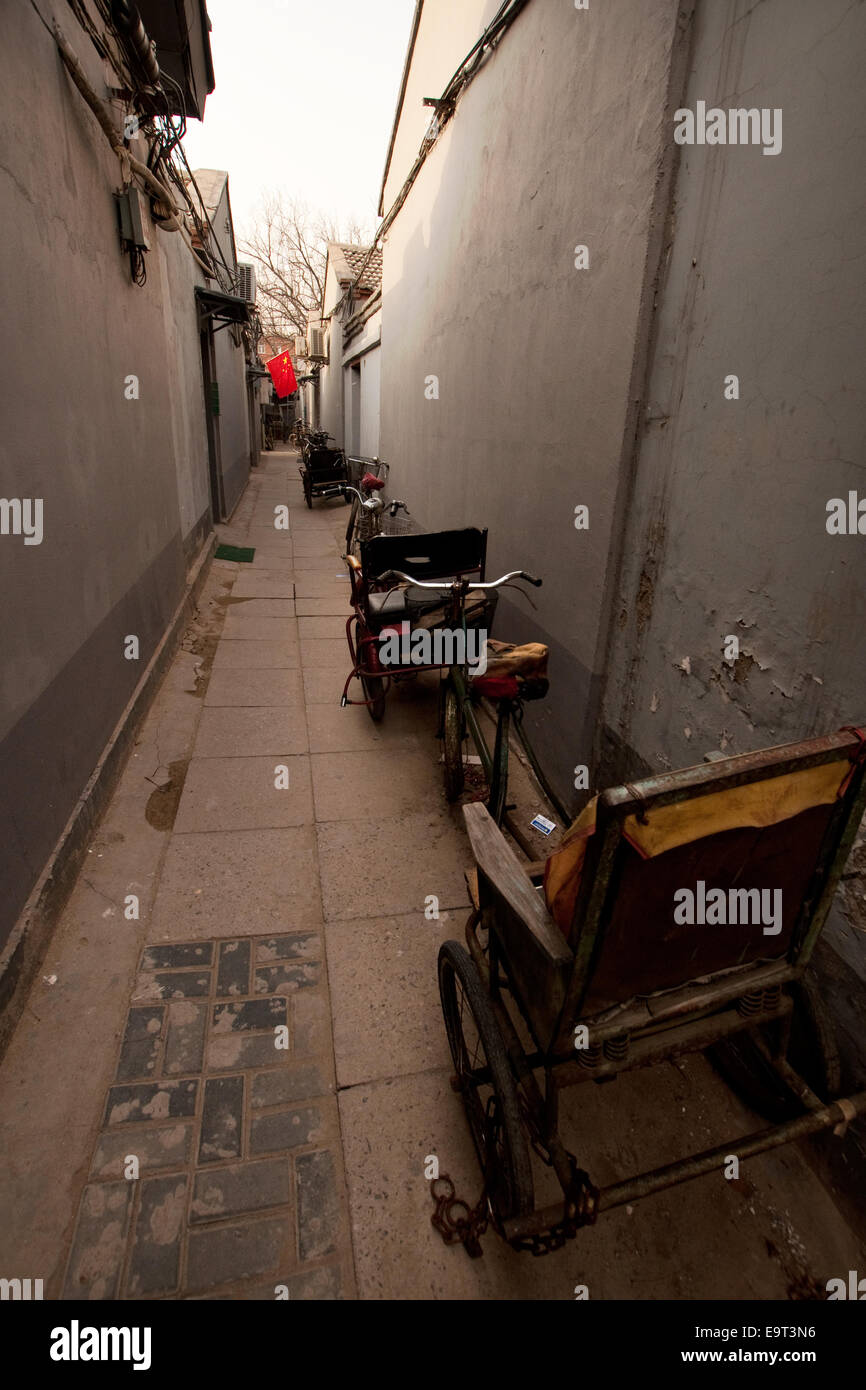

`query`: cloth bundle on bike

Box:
[470,639,550,701]
[479,639,549,681]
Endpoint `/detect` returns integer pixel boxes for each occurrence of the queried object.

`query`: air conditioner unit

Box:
[235,263,256,303]
[293,334,307,359]
[308,326,327,361]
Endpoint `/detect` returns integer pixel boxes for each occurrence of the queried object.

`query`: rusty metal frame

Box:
[456,730,866,1247]
[503,1089,866,1244]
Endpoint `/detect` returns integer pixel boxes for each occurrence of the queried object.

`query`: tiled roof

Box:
[329,243,382,293]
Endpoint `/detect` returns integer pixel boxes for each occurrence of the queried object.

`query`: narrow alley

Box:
[0,446,861,1305]
[2,0,866,1347]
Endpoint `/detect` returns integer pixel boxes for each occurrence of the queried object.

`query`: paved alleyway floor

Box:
[1,444,864,1300]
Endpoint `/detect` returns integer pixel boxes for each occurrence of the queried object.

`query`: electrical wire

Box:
[170,141,239,292]
[45,15,220,281]
[65,0,126,82]
[131,244,147,285]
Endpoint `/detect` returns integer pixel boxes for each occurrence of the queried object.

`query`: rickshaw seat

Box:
[367,584,452,621]
[463,728,866,1052]
[360,527,488,585]
[307,446,343,470]
[360,528,492,637]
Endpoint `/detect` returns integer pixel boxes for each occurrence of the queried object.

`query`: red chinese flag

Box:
[266,350,298,398]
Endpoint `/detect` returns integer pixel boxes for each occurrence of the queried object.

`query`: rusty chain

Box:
[430,1174,490,1259]
[430,1094,599,1259]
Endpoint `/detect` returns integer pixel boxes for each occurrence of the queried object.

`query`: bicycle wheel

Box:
[355,620,385,721]
[438,941,534,1223]
[442,681,464,801]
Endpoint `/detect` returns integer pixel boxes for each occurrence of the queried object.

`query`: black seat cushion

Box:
[366,584,449,629]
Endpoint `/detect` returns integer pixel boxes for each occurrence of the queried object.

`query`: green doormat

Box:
[215,544,256,562]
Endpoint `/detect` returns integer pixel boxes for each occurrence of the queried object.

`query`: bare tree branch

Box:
[240,196,373,346]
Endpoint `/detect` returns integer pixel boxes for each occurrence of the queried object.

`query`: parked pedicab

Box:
[319,495,560,824]
[298,432,349,509]
[431,727,866,1255]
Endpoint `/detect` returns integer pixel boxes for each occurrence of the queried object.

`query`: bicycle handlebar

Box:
[377,569,542,591]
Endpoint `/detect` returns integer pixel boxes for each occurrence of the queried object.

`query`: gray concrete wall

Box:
[359,346,381,458]
[593,0,866,1154]
[599,0,866,782]
[0,2,225,950]
[379,0,684,814]
[214,322,251,516]
[344,305,382,459]
[319,260,347,447]
[154,224,212,545]
[195,177,251,517]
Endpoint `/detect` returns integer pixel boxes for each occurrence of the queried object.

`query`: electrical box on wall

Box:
[115,187,151,252]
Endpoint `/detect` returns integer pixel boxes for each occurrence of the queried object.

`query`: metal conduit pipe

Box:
[110,0,160,88]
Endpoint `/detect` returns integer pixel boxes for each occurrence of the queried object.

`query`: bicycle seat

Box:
[360,472,386,491]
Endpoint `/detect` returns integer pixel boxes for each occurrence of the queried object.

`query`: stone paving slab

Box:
[244,526,294,548]
[149,827,322,940]
[300,638,352,668]
[325,912,459,1089]
[222,598,296,619]
[248,509,292,524]
[62,932,349,1300]
[204,667,305,707]
[174,755,314,833]
[316,813,471,921]
[221,615,298,643]
[192,706,308,758]
[311,749,442,822]
[305,703,428,752]
[293,573,352,597]
[231,574,297,600]
[211,638,300,670]
[246,550,297,573]
[290,554,349,572]
[298,616,348,641]
[302,668,357,707]
[295,596,352,617]
[291,536,341,553]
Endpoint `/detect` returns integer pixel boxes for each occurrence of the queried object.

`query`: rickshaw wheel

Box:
[303,476,312,509]
[708,975,841,1123]
[355,620,385,721]
[442,684,465,801]
[438,941,534,1222]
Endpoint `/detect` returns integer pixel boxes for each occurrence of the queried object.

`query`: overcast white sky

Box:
[181,0,416,243]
